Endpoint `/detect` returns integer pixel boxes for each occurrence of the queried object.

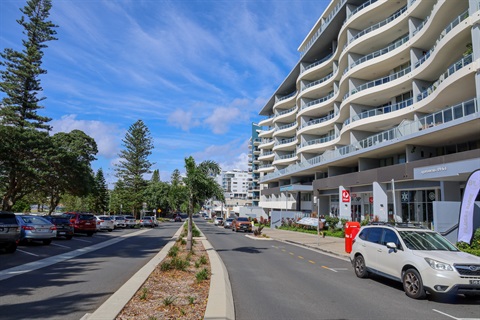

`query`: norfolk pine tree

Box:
[0,0,58,210]
[115,120,154,218]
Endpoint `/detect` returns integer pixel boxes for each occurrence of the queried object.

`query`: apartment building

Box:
[256,0,480,233]
[247,123,262,206]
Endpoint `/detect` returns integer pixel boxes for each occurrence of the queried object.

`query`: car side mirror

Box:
[386,242,397,252]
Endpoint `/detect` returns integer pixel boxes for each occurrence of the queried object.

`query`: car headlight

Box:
[425,258,453,271]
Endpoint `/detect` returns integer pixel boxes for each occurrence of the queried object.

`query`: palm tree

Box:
[183,156,224,250]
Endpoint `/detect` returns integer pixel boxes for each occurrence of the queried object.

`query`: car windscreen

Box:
[399,231,458,251]
[237,217,249,222]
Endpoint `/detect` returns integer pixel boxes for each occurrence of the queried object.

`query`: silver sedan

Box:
[16,215,57,245]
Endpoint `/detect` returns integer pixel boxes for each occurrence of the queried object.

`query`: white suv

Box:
[350,223,480,299]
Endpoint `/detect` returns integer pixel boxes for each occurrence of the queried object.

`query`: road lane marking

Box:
[432,309,460,319]
[298,256,304,259]
[309,260,315,264]
[281,249,286,252]
[72,238,93,243]
[0,229,151,281]
[321,266,338,272]
[289,252,294,255]
[51,243,71,249]
[16,249,39,257]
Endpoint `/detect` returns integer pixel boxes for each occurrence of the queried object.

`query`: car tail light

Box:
[22,226,35,230]
[50,226,57,230]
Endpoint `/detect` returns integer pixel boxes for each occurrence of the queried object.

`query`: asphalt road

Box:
[197,219,480,320]
[0,223,179,320]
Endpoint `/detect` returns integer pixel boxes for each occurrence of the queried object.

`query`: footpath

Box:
[84,225,349,320]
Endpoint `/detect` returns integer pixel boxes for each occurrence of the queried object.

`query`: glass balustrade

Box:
[301,113,336,129]
[301,91,334,111]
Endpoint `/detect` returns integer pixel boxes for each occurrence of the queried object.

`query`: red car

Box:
[62,212,96,236]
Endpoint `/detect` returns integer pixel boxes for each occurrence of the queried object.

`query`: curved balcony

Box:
[258,138,274,149]
[258,163,275,173]
[344,98,413,127]
[273,137,297,152]
[258,151,274,161]
[258,116,274,127]
[300,72,334,98]
[297,134,337,154]
[299,91,335,116]
[417,54,473,103]
[300,53,334,76]
[273,121,297,137]
[274,91,297,110]
[274,106,297,123]
[272,152,298,166]
[258,127,274,138]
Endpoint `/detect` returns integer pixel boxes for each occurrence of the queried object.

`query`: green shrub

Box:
[196,268,209,282]
[325,216,339,230]
[160,261,171,271]
[139,287,148,300]
[163,296,177,306]
[187,296,195,305]
[199,255,208,265]
[168,245,179,257]
[171,257,189,271]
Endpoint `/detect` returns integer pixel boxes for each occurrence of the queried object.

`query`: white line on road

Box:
[72,238,93,243]
[0,229,151,281]
[51,243,71,249]
[432,309,460,319]
[15,249,39,257]
[321,266,338,272]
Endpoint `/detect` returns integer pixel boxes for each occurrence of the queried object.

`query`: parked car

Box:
[16,215,57,245]
[43,215,74,240]
[0,211,20,253]
[232,217,252,232]
[62,212,96,236]
[110,215,127,229]
[123,215,137,228]
[95,216,114,232]
[350,222,480,299]
[223,218,234,229]
[140,216,156,228]
[174,215,182,222]
[214,217,224,226]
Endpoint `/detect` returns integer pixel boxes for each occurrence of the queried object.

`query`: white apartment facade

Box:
[256,0,480,233]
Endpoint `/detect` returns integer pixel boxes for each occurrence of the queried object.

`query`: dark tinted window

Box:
[0,212,17,224]
[365,228,383,244]
[382,229,402,249]
[237,217,249,222]
[358,229,368,240]
[79,214,95,220]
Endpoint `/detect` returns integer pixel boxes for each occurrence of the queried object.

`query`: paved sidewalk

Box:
[260,227,350,260]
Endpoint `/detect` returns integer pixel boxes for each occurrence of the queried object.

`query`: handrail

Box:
[261,98,478,182]
[275,152,297,160]
[344,66,411,100]
[346,0,378,20]
[275,137,296,146]
[348,98,414,124]
[302,53,334,74]
[300,134,336,148]
[303,72,334,91]
[301,112,336,129]
[301,91,334,111]
[350,35,409,69]
[417,54,472,102]
[277,91,297,103]
[276,121,297,131]
[276,106,296,117]
[414,10,469,69]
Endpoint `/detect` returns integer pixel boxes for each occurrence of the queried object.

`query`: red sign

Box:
[369,197,373,204]
[342,190,350,202]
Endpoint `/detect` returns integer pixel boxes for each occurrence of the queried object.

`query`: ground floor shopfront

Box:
[314,151,480,231]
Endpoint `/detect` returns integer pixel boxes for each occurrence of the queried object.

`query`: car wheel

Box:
[43,239,52,245]
[108,229,113,232]
[402,268,426,299]
[5,242,17,253]
[66,235,73,240]
[353,255,368,278]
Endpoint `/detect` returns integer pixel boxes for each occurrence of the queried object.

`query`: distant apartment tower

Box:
[255,0,480,233]
[215,169,250,201]
[248,123,261,206]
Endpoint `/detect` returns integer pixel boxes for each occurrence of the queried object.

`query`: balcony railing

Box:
[274,152,297,160]
[301,112,336,129]
[347,98,413,125]
[276,91,297,103]
[417,54,473,102]
[347,6,407,47]
[276,106,296,117]
[300,0,346,57]
[302,53,334,74]
[261,98,478,182]
[302,72,334,91]
[346,0,378,20]
[344,66,411,100]
[276,121,297,131]
[350,35,409,70]
[275,137,296,146]
[300,134,336,148]
[301,91,334,111]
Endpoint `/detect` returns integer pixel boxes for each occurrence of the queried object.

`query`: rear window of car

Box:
[237,217,249,222]
[98,216,111,220]
[0,213,17,224]
[79,214,95,220]
[19,216,51,224]
[125,216,135,219]
[50,218,70,224]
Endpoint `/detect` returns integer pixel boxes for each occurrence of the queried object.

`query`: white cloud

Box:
[167,109,201,131]
[50,115,121,158]
[205,107,245,134]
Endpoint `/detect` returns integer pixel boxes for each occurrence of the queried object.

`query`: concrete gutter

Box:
[82,223,234,320]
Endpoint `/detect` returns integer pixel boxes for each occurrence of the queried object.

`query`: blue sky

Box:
[0,0,328,185]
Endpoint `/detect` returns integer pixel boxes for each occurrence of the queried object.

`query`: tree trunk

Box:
[186,196,193,251]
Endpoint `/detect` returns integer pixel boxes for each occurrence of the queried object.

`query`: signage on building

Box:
[342,190,350,202]
[369,197,373,204]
